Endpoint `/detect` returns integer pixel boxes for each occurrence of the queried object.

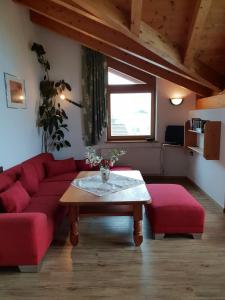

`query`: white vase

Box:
[100,166,110,183]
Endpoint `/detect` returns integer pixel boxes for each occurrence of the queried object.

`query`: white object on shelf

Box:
[187,146,203,155]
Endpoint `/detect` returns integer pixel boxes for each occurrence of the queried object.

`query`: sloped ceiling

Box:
[14,0,225,96]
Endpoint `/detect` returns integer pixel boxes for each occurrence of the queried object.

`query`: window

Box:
[107,68,155,141]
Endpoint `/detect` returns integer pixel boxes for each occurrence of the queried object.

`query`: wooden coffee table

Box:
[59,170,151,246]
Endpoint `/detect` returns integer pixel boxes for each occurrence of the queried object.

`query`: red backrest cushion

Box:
[3,165,21,181]
[20,162,39,195]
[0,181,31,213]
[0,174,14,193]
[45,158,77,177]
[26,153,54,181]
[76,159,99,171]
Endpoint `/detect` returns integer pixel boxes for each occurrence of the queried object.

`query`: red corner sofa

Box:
[0,153,131,272]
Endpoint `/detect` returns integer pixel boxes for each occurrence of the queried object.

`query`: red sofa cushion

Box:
[45,158,77,177]
[0,181,31,213]
[44,172,78,182]
[35,181,70,197]
[24,195,59,218]
[20,162,39,195]
[76,159,99,171]
[0,174,14,193]
[145,184,205,234]
[76,159,132,171]
[28,153,54,181]
[112,166,132,171]
[0,212,52,266]
[24,195,68,227]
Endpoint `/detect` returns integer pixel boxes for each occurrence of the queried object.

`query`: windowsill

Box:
[106,140,157,143]
[101,140,161,148]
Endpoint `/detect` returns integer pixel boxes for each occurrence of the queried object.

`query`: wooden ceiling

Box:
[14,0,225,96]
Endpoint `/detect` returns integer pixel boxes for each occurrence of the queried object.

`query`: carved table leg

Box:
[69,205,79,246]
[133,204,143,246]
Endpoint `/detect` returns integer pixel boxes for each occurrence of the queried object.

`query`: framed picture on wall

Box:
[4,73,26,109]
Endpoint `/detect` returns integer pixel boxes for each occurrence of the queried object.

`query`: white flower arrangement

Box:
[85,147,126,168]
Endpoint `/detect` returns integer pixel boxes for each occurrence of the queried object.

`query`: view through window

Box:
[110,92,151,136]
[107,69,154,140]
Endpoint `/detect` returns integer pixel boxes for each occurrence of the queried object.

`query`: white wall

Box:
[98,79,196,175]
[0,0,42,170]
[33,25,196,174]
[188,108,225,207]
[1,10,195,174]
[36,26,85,159]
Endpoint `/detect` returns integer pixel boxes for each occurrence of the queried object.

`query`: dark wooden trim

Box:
[108,84,151,93]
[107,57,155,85]
[107,81,155,142]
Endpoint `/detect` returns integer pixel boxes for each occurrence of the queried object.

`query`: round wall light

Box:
[60,93,66,100]
[169,98,183,106]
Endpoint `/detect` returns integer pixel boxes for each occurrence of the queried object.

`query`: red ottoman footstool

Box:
[145,184,205,240]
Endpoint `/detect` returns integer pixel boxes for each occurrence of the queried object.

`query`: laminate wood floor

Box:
[1,178,225,300]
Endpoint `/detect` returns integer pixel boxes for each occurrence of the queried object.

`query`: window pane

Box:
[110,93,151,136]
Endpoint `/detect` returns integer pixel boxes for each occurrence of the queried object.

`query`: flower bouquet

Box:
[85,147,126,183]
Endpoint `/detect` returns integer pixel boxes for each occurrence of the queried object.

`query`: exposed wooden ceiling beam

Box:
[29,11,212,96]
[14,0,185,75]
[18,0,220,92]
[194,59,225,90]
[184,0,212,65]
[130,0,143,36]
[62,0,221,92]
[139,22,180,68]
[71,0,130,31]
[107,57,155,85]
[13,0,219,93]
[69,0,182,66]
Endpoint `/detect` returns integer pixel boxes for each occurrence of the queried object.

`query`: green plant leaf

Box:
[57,130,64,138]
[65,82,71,91]
[64,140,71,147]
[61,109,68,119]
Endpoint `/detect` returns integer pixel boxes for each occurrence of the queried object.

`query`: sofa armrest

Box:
[0,212,51,266]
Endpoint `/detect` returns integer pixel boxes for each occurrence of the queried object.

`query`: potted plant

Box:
[31,42,81,152]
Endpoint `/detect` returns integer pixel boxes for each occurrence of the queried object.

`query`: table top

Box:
[59,170,151,206]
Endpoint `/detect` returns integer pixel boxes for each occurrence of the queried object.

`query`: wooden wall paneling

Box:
[196,93,225,109]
